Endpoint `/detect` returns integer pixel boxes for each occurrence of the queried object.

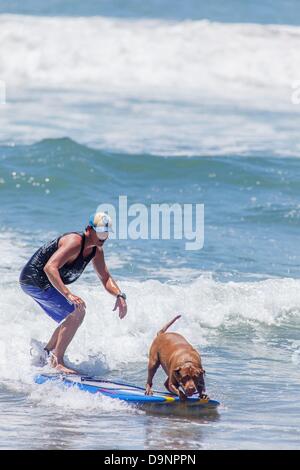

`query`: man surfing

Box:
[19,212,127,374]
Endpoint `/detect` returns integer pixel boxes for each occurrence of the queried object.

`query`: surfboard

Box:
[35,373,220,414]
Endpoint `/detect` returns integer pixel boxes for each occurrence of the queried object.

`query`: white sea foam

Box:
[28,381,135,413]
[1,15,300,155]
[0,15,298,100]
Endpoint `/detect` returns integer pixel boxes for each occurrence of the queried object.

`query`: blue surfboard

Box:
[35,373,220,414]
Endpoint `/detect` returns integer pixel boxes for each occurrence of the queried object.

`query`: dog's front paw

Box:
[200,393,209,400]
[145,384,153,396]
[179,390,187,401]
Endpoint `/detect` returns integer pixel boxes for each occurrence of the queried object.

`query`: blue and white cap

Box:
[89,212,113,233]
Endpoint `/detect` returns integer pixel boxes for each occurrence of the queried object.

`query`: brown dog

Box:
[145,315,207,401]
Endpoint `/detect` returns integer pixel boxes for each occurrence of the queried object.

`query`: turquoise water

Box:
[2,138,300,280]
[0,0,300,451]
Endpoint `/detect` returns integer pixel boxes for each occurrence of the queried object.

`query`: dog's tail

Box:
[157,315,181,335]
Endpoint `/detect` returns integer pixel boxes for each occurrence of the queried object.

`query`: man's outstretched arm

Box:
[92,248,127,318]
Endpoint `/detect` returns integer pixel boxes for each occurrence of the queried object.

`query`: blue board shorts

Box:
[20,283,75,323]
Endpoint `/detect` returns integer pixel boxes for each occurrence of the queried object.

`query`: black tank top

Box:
[19,232,97,290]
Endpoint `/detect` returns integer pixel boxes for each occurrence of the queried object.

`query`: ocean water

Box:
[0,0,300,450]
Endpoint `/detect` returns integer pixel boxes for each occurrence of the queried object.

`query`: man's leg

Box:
[50,306,86,374]
[45,324,62,353]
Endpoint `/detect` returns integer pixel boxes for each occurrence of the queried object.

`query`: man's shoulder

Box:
[59,232,82,247]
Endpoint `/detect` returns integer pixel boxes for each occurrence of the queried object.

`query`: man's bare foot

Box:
[55,363,77,374]
[50,352,77,374]
[145,384,153,396]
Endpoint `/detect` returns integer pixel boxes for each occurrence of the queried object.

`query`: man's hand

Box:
[113,296,127,319]
[66,293,86,312]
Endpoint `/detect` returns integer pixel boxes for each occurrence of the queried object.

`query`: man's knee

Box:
[73,306,86,325]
